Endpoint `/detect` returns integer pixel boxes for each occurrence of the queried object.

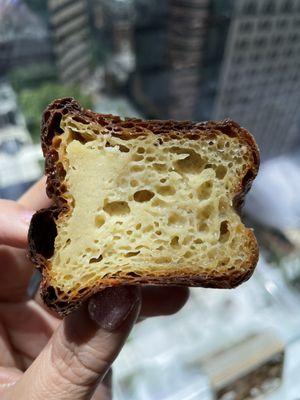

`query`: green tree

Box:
[9,64,57,93]
[19,83,93,142]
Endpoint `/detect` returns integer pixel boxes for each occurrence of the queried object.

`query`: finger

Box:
[8,287,141,400]
[34,285,190,321]
[18,176,51,209]
[0,323,21,369]
[0,367,22,396]
[0,177,51,303]
[0,200,34,248]
[0,300,60,367]
[92,369,112,400]
[139,286,189,319]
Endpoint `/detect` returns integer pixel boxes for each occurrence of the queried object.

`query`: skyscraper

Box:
[130,0,169,117]
[167,0,211,120]
[0,1,52,76]
[132,0,300,159]
[47,0,91,84]
[213,0,300,159]
[131,0,210,120]
[95,0,135,90]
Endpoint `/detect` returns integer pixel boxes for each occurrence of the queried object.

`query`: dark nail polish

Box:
[88,286,140,331]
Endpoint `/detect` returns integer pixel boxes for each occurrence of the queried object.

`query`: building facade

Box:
[47,0,91,84]
[214,0,300,159]
[131,0,300,159]
[167,0,211,120]
[0,82,41,199]
[0,2,52,76]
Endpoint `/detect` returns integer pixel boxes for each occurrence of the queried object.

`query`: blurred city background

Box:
[1,0,300,398]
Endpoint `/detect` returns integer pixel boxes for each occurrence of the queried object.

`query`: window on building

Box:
[276,18,288,29]
[258,19,272,31]
[281,0,293,13]
[239,21,254,32]
[262,0,276,14]
[243,1,257,15]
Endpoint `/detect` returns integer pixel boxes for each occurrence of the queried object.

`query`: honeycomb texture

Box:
[28,98,259,315]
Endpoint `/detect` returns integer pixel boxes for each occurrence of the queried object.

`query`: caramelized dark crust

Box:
[28,98,259,316]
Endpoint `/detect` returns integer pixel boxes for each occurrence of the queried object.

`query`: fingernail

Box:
[20,210,35,225]
[88,286,140,331]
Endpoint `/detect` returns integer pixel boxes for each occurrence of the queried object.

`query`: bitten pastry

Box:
[29,98,259,315]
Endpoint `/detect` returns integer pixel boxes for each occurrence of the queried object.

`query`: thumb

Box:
[8,287,141,400]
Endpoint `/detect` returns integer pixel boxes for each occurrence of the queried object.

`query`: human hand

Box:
[0,178,189,399]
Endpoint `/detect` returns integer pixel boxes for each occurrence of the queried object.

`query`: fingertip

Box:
[158,286,190,315]
[88,286,141,331]
[0,200,35,248]
[140,286,190,317]
[18,176,51,209]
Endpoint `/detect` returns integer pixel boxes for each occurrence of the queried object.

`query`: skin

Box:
[0,178,189,400]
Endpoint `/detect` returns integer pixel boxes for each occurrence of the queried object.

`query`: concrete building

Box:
[131,0,300,159]
[214,0,300,159]
[167,0,211,120]
[0,82,28,135]
[0,82,42,199]
[131,0,210,119]
[47,0,91,84]
[0,1,52,76]
[130,0,169,117]
[98,0,135,91]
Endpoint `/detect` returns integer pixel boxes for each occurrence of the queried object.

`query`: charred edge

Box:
[44,287,92,314]
[232,125,259,215]
[41,283,79,315]
[37,99,259,315]
[233,167,257,215]
[28,208,58,261]
[44,285,57,302]
[233,194,245,215]
[216,119,240,137]
[41,97,81,148]
[53,265,257,316]
[242,169,255,190]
